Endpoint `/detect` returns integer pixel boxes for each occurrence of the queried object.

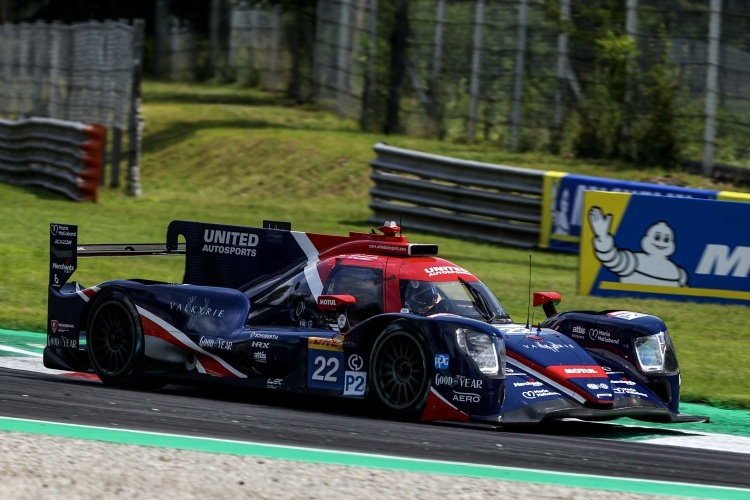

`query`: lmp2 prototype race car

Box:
[45,219,706,425]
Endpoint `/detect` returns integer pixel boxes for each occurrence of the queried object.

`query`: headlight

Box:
[456,328,500,375]
[634,331,679,374]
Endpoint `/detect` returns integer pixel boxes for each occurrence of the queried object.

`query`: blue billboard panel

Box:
[579,191,750,305]
[541,173,718,253]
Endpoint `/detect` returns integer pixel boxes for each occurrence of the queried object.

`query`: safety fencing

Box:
[369,143,544,248]
[0,20,144,196]
[370,143,750,252]
[0,118,106,202]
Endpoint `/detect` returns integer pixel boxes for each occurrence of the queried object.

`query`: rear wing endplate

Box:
[49,223,185,290]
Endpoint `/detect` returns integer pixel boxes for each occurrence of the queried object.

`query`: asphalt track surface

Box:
[1,366,749,491]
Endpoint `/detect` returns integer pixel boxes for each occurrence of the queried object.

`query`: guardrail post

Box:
[703,0,722,178]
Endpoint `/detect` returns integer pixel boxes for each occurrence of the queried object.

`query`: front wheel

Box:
[369,328,430,419]
[87,289,145,387]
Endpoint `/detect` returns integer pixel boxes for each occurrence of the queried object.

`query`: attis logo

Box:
[51,320,58,333]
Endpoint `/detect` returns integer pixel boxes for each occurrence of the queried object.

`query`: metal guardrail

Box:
[0,117,106,201]
[369,143,545,248]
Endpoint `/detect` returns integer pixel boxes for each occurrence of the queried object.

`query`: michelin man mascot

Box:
[588,206,688,287]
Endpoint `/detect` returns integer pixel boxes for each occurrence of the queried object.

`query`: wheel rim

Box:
[90,301,137,377]
[373,331,428,410]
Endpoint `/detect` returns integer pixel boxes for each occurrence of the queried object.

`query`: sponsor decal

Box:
[47,336,77,348]
[424,266,471,277]
[606,311,648,320]
[565,367,598,374]
[347,354,364,371]
[337,314,347,329]
[587,328,620,345]
[51,262,75,273]
[613,387,649,398]
[434,374,484,389]
[50,224,76,237]
[452,391,481,403]
[596,393,614,398]
[319,298,337,306]
[547,365,608,378]
[253,351,266,363]
[345,254,379,261]
[49,321,73,334]
[170,296,225,322]
[521,341,575,352]
[571,325,586,339]
[513,381,543,388]
[587,382,610,390]
[249,332,279,340]
[343,371,366,396]
[522,389,560,399]
[505,367,526,376]
[308,337,344,352]
[202,229,259,257]
[53,239,72,245]
[198,336,233,350]
[368,243,407,253]
[611,379,637,386]
[251,341,269,349]
[494,326,535,335]
[267,378,283,388]
[434,354,450,370]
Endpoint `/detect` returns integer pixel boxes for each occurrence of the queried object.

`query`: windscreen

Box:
[400,279,512,323]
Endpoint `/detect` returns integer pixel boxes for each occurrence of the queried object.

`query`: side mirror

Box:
[533,292,561,318]
[317,294,357,311]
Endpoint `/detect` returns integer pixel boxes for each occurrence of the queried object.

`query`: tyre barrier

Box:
[0,117,106,202]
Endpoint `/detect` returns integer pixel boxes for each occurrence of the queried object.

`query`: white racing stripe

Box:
[620,430,750,455]
[0,345,43,357]
[0,357,67,375]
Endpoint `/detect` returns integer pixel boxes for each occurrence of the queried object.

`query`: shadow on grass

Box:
[142,114,362,155]
[142,118,297,155]
[145,91,287,107]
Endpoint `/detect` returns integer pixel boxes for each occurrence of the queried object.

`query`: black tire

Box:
[87,289,145,387]
[369,327,431,419]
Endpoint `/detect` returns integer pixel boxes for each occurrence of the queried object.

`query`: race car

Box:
[44,220,707,425]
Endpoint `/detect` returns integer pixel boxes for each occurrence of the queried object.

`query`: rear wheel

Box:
[369,328,430,419]
[87,289,145,387]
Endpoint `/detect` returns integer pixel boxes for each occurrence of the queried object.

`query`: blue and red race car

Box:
[44,220,706,425]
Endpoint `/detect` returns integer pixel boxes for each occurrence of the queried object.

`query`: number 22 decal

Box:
[311,355,339,382]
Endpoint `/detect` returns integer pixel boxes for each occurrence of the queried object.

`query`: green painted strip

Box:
[0,416,747,499]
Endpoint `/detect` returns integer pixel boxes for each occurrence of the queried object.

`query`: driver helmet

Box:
[404,281,439,314]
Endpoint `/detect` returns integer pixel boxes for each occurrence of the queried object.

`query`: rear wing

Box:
[49,223,185,290]
[50,220,349,291]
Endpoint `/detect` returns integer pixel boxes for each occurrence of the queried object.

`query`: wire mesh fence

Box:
[14,0,750,173]
[0,20,135,130]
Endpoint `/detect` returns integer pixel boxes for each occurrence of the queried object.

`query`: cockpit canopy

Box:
[399,278,511,323]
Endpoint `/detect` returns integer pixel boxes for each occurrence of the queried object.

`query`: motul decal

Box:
[546,365,608,379]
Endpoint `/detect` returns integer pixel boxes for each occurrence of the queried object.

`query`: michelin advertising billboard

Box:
[540,172,719,253]
[579,190,750,305]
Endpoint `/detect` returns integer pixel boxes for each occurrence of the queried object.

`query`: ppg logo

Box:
[434,354,450,369]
